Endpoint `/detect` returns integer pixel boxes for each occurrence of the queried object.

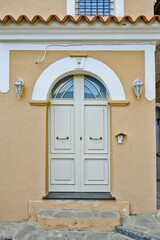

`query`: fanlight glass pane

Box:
[84,75,107,99]
[51,75,74,99]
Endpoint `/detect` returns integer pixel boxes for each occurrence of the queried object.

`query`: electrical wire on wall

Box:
[35,43,111,64]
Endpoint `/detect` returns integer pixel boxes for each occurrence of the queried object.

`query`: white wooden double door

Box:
[49,75,110,192]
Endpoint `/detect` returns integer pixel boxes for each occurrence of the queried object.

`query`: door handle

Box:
[90,137,102,140]
[56,136,69,140]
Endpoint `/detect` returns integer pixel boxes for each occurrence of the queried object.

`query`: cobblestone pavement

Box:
[0,221,132,240]
[0,214,160,240]
[121,214,160,239]
[1,215,160,240]
[0,222,20,239]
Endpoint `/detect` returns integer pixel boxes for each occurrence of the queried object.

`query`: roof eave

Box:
[0,20,159,43]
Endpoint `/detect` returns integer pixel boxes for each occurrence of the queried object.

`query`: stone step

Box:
[38,210,121,232]
[116,226,160,240]
[29,199,129,222]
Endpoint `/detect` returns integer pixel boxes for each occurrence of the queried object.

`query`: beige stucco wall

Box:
[124,0,154,19]
[0,0,66,19]
[0,50,156,221]
[0,0,154,19]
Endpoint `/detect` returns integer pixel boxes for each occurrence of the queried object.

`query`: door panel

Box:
[49,102,78,192]
[50,158,75,185]
[84,105,108,153]
[82,103,109,192]
[84,158,109,185]
[50,105,74,153]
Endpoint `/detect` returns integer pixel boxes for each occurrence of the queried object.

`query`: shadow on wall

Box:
[156,106,160,209]
[157,152,160,209]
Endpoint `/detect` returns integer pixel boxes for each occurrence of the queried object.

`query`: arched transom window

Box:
[51,75,74,99]
[84,75,107,99]
[51,75,108,99]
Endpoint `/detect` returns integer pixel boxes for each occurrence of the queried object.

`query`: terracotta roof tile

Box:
[0,15,160,24]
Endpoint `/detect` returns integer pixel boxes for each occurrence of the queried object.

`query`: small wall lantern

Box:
[115,133,127,144]
[133,77,144,99]
[14,78,24,99]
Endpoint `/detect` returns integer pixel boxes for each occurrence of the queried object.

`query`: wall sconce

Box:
[133,78,144,99]
[14,78,24,99]
[115,133,127,144]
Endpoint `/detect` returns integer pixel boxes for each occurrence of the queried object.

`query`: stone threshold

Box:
[116,226,160,240]
[43,192,115,200]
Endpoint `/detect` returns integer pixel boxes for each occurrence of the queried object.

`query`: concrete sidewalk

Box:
[0,221,132,240]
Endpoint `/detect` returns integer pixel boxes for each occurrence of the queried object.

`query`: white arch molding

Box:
[32,57,126,101]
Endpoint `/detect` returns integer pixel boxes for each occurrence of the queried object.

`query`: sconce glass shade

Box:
[133,78,144,99]
[14,78,24,99]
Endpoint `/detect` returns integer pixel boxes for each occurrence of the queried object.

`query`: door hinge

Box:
[80,137,82,140]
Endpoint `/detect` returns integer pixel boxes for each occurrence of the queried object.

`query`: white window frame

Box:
[67,0,124,17]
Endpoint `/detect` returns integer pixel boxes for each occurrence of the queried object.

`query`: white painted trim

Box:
[32,57,126,101]
[67,0,75,15]
[0,44,9,93]
[115,0,124,17]
[0,22,160,42]
[145,45,156,101]
[3,44,156,51]
[0,43,155,101]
